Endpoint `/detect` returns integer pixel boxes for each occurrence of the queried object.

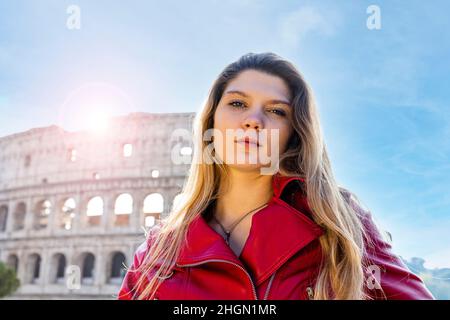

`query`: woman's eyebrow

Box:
[223,90,291,106]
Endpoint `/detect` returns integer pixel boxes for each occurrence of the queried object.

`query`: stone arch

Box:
[7,254,19,273]
[25,253,41,284]
[59,198,76,230]
[13,202,26,231]
[0,204,8,232]
[143,193,164,228]
[33,199,52,230]
[49,253,67,284]
[108,251,127,284]
[114,193,133,227]
[86,196,103,227]
[172,193,186,212]
[78,252,95,285]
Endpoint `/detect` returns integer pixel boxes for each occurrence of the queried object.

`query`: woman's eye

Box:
[228,101,286,117]
[229,101,246,108]
[269,108,286,117]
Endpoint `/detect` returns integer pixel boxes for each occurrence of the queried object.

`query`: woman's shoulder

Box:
[133,221,166,263]
[339,187,393,249]
[339,187,373,221]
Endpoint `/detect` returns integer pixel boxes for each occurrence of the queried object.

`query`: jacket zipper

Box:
[176,259,258,300]
[263,271,276,300]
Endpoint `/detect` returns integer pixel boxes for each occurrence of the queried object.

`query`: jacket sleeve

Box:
[117,239,150,300]
[345,192,435,300]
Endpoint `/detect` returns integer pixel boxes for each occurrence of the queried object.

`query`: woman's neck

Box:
[214,170,274,225]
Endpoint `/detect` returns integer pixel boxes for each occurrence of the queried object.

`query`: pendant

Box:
[225,231,231,245]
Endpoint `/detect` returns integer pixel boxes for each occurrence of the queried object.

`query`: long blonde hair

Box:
[130,52,375,300]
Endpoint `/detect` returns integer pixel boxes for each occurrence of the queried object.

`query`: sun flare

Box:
[86,109,111,134]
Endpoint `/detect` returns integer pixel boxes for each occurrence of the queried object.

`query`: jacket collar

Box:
[176,173,324,286]
[271,173,305,198]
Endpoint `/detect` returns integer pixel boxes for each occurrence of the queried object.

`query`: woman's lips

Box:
[236,136,260,145]
[235,140,260,147]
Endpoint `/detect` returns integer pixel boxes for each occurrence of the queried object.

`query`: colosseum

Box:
[0,112,195,299]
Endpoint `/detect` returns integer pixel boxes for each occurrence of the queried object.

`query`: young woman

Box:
[118,52,434,300]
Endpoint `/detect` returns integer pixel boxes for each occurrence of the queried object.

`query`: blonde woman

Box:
[118,52,434,300]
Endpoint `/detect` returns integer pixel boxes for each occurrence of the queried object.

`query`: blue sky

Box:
[1,1,449,268]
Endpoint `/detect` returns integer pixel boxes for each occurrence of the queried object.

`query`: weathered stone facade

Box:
[0,112,195,299]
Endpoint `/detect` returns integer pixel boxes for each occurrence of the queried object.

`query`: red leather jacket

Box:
[118,174,434,300]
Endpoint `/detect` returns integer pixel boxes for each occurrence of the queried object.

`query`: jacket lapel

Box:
[238,196,323,285]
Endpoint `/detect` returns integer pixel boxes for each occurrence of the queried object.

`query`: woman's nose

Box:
[242,112,264,130]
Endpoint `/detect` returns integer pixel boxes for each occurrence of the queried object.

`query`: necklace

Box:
[211,202,269,245]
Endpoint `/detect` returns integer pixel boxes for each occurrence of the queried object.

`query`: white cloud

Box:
[279,6,339,47]
[377,214,450,270]
[422,248,450,270]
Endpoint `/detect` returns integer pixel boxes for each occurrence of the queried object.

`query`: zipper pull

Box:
[306,286,314,300]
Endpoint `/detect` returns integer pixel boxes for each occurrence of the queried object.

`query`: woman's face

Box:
[213,69,294,173]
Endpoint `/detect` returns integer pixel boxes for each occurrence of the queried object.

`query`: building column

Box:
[103,194,113,232]
[132,193,143,232]
[48,195,58,236]
[24,197,34,233]
[5,199,14,233]
[17,249,27,286]
[41,249,50,289]
[72,193,83,233]
[94,249,106,287]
